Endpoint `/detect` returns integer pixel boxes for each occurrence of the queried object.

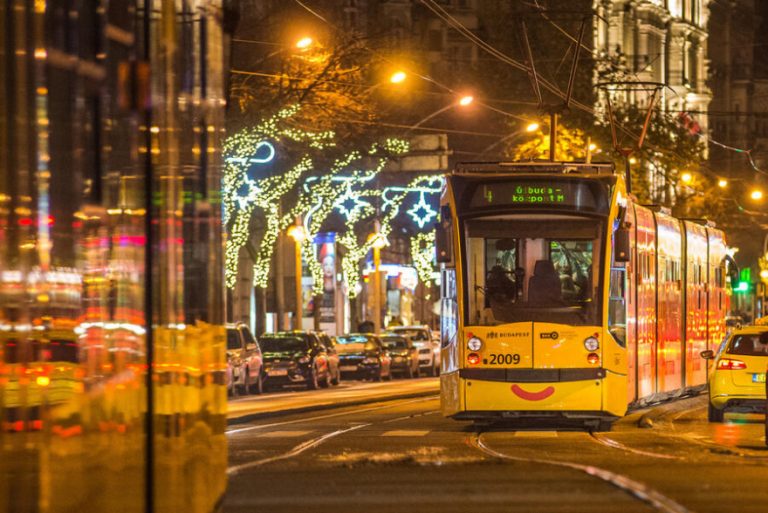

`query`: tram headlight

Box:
[467,336,483,351]
[583,337,599,352]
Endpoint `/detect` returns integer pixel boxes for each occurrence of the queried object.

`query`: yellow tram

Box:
[438,162,730,429]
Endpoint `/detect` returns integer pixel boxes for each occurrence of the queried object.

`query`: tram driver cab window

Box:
[466,216,603,326]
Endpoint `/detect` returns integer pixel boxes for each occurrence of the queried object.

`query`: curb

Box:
[226,389,439,426]
[636,392,706,429]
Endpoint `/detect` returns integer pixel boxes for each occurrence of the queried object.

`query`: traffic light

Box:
[735,268,751,293]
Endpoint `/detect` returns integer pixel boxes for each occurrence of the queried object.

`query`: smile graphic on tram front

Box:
[510,384,555,401]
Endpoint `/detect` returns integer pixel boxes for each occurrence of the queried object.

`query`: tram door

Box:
[1,2,228,513]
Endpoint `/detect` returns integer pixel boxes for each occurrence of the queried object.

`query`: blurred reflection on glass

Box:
[1,2,227,512]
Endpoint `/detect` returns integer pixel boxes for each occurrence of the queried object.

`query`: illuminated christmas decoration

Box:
[406,192,438,229]
[339,174,442,297]
[410,231,436,286]
[287,138,409,296]
[223,105,334,289]
[335,187,374,220]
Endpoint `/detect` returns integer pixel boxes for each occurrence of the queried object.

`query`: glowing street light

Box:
[389,70,407,84]
[295,36,314,50]
[718,179,728,188]
[629,157,637,165]
[458,95,474,106]
[588,143,598,152]
[408,94,475,131]
[760,269,768,280]
[680,172,693,184]
[751,189,764,201]
[526,122,539,132]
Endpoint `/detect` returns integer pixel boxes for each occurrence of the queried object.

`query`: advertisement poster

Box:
[313,232,337,325]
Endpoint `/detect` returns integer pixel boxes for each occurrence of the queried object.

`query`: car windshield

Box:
[226,330,242,350]
[464,214,603,326]
[391,328,429,341]
[381,337,408,349]
[259,336,308,353]
[336,335,379,351]
[726,334,768,356]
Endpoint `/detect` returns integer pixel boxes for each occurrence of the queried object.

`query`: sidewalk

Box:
[226,378,439,425]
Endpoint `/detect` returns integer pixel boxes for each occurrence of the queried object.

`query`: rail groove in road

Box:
[588,431,684,460]
[469,432,691,513]
[227,423,370,475]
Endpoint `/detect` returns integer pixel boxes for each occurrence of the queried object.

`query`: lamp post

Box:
[287,222,308,330]
[368,223,388,334]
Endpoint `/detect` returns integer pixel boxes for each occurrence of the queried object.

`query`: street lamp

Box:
[367,225,388,334]
[751,189,764,201]
[295,36,314,50]
[389,70,407,84]
[718,179,728,188]
[408,94,475,131]
[287,223,308,330]
[680,172,693,184]
[478,122,540,157]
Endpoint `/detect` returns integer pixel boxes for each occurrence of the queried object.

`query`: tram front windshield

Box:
[465,214,603,326]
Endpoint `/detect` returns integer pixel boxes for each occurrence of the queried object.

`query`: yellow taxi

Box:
[702,326,768,422]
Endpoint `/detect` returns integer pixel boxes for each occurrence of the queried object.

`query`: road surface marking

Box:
[381,430,430,437]
[513,431,558,438]
[257,430,313,438]
[226,396,437,435]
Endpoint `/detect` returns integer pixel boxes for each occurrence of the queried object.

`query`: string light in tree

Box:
[282,138,409,296]
[410,231,436,286]
[222,105,335,289]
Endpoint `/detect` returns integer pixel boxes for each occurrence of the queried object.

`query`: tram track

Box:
[468,432,691,513]
[226,395,440,475]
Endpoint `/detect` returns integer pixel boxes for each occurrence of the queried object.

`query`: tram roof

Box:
[452,161,616,177]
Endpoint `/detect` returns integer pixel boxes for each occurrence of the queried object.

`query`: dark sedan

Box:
[260,332,332,390]
[335,334,392,381]
[380,333,419,378]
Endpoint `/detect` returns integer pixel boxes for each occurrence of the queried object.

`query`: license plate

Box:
[340,365,358,372]
[268,369,288,377]
[752,373,766,383]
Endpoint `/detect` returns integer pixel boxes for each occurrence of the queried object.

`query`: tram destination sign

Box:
[468,179,605,212]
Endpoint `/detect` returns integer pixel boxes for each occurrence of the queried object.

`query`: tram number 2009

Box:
[489,353,521,365]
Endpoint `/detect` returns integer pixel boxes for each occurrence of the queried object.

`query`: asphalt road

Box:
[225,382,768,513]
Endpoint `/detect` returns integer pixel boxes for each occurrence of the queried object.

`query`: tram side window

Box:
[608,268,627,346]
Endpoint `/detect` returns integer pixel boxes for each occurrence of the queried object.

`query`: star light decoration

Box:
[406,191,438,229]
[222,105,334,289]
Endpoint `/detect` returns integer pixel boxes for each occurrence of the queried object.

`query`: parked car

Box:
[260,331,333,390]
[226,323,263,396]
[389,325,440,376]
[335,334,392,381]
[317,332,341,386]
[701,326,768,422]
[380,333,419,378]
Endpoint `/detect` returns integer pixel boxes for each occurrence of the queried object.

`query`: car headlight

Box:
[363,357,378,364]
[584,337,599,352]
[297,356,310,364]
[467,336,483,351]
